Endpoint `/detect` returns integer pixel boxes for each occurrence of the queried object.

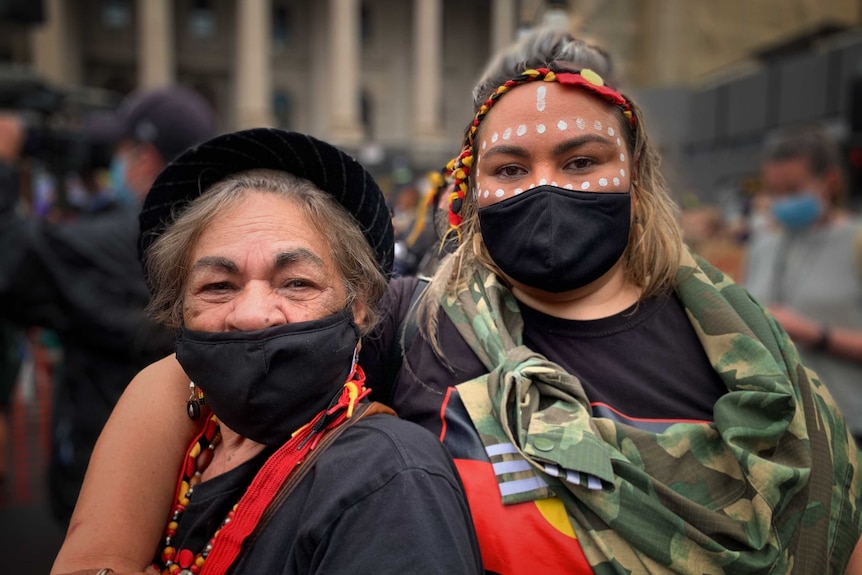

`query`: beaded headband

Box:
[445,67,636,230]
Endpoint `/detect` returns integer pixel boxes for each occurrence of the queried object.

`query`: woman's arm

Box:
[51,355,202,575]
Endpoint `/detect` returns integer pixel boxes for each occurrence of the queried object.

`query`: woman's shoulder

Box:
[318,413,459,483]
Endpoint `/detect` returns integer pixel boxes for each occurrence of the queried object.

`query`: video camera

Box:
[0,68,117,177]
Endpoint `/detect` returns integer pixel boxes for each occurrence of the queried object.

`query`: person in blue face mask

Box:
[746,124,862,447]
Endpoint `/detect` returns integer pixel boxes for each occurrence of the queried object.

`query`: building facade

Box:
[2,0,862,196]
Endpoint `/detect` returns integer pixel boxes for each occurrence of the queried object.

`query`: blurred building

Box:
[1,0,521,175]
[2,0,862,192]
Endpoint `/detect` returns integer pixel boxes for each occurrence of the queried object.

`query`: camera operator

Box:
[0,86,215,525]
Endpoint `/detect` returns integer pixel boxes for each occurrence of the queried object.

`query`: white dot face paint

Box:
[491,132,499,143]
[482,140,487,150]
[473,83,633,207]
[620,153,625,162]
[536,85,547,112]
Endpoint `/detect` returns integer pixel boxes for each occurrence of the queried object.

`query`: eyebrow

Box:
[190,248,325,274]
[482,134,613,161]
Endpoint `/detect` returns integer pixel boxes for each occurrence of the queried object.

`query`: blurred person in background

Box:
[0,85,214,524]
[680,203,746,282]
[49,28,862,575]
[746,125,862,446]
[392,169,456,277]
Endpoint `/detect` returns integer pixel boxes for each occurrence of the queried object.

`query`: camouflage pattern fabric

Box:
[442,249,862,574]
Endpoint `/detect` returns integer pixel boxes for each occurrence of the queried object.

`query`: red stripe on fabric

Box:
[439,387,454,442]
[590,401,710,425]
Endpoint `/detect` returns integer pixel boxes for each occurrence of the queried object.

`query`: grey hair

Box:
[472,27,619,111]
[145,169,387,335]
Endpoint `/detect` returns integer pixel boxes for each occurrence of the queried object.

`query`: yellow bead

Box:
[580,68,604,86]
[196,557,206,567]
[461,156,474,167]
[189,442,201,458]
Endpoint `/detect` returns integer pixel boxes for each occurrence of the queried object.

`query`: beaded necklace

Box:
[158,414,222,575]
[154,367,370,575]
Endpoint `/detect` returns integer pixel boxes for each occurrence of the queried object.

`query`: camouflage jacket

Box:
[442,249,862,574]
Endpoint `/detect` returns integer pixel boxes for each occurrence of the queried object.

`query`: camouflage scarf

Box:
[442,249,861,574]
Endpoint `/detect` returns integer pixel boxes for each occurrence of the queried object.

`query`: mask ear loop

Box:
[186,381,205,420]
[348,342,361,380]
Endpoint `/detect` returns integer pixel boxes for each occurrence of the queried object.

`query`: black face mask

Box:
[175,308,360,446]
[479,185,631,293]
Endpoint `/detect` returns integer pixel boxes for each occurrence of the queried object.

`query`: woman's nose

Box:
[225,283,287,331]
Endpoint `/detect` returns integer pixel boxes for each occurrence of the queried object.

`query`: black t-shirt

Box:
[363,276,727,436]
[165,415,482,575]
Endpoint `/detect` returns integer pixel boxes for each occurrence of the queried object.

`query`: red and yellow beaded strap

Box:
[445,67,636,230]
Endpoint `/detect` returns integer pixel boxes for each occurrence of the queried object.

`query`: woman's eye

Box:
[567,157,595,170]
[201,282,233,293]
[494,165,526,178]
[282,279,311,289]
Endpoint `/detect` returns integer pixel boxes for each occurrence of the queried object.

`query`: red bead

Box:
[177,548,195,569]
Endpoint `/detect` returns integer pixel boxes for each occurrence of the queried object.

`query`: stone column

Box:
[137,0,174,88]
[491,0,517,57]
[412,0,442,138]
[30,0,83,86]
[235,0,275,128]
[328,0,362,144]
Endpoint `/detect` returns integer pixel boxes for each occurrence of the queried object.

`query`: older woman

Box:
[51,129,481,575]
[54,30,861,575]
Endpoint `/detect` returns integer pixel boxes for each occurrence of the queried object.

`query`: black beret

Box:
[139,128,394,279]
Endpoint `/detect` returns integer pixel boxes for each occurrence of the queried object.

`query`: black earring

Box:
[186,381,205,420]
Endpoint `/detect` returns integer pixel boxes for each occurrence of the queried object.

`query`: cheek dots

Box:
[581,182,590,190]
